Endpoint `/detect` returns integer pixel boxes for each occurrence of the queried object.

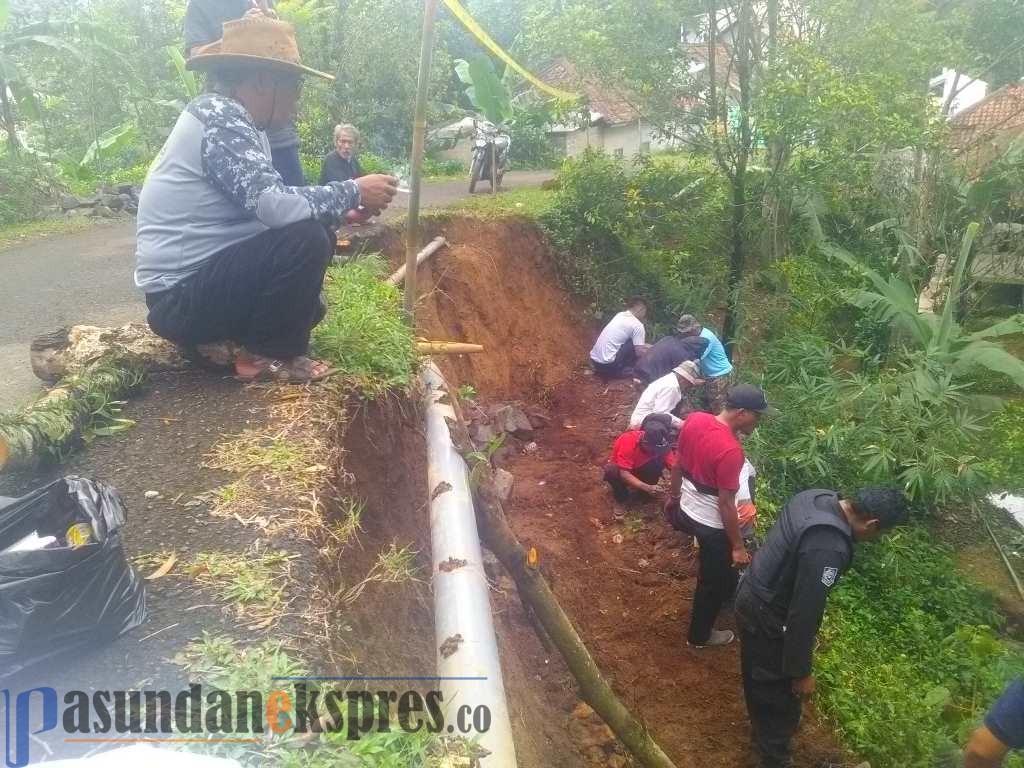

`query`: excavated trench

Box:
[337,216,848,768]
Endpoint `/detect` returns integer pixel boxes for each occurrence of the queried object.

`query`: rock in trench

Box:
[493,468,514,501]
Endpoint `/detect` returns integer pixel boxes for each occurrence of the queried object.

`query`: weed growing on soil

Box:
[206,431,319,483]
[188,551,294,618]
[341,543,421,605]
[178,634,484,767]
[131,549,176,572]
[312,257,417,392]
[325,497,365,547]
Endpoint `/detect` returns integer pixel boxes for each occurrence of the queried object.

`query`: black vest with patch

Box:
[743,490,853,616]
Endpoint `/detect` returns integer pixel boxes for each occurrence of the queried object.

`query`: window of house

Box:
[640,141,652,155]
[614,147,624,159]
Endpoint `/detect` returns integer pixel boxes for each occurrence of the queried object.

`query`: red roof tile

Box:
[950,83,1024,151]
[533,58,641,125]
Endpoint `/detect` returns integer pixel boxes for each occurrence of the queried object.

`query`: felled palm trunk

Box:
[30,324,234,382]
[32,324,480,382]
[0,356,145,473]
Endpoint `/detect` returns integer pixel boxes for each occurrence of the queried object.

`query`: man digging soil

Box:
[135,15,398,382]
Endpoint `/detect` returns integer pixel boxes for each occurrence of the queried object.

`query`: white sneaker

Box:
[688,629,735,648]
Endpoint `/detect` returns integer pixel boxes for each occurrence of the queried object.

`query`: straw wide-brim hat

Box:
[187,17,334,81]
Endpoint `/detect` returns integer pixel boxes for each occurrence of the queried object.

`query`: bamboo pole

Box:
[388,236,448,286]
[441,389,680,768]
[416,341,484,355]
[403,0,441,319]
[976,501,1024,603]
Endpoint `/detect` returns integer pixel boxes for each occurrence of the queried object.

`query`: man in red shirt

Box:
[665,385,776,648]
[604,414,674,503]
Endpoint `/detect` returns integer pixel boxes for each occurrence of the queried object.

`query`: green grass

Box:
[440,186,555,220]
[814,528,1024,767]
[0,215,100,251]
[312,255,417,391]
[188,551,294,614]
[176,634,484,766]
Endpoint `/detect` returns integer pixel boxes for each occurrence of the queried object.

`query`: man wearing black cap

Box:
[665,384,775,647]
[735,486,907,767]
[604,414,675,503]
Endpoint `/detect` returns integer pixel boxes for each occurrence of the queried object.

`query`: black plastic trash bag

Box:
[0,476,146,678]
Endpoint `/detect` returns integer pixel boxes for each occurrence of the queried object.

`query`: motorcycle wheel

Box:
[469,155,482,194]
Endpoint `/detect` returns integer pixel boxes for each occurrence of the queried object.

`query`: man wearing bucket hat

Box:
[135,16,398,382]
[628,360,705,430]
[184,1,307,185]
[632,314,709,387]
[604,413,675,503]
[665,384,776,648]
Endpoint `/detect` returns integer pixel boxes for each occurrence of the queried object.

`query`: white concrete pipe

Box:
[420,361,517,767]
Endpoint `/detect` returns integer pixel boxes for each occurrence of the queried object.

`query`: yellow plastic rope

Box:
[441,0,579,102]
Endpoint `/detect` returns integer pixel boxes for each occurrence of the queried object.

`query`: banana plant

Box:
[454,55,514,126]
[826,223,1024,391]
[0,0,120,156]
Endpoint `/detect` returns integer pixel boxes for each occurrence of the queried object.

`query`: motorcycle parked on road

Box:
[468,119,511,194]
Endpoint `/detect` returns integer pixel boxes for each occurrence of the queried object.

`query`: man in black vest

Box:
[735,486,907,768]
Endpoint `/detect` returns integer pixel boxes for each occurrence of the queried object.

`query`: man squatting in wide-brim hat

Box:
[134,15,399,382]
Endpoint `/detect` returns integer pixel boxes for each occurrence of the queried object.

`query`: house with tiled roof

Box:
[948,82,1024,299]
[949,82,1024,174]
[530,58,678,160]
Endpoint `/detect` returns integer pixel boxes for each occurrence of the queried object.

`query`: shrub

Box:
[509,103,562,170]
[978,400,1024,492]
[423,155,464,177]
[815,528,1024,767]
[748,333,990,506]
[0,156,61,226]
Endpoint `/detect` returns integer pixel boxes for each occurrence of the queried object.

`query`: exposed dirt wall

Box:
[386,217,593,401]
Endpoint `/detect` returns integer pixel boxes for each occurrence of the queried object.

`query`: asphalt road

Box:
[0,171,552,410]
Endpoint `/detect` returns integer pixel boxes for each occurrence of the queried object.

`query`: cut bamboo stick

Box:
[416,341,484,355]
[389,236,448,286]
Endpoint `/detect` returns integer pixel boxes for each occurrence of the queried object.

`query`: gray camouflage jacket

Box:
[135,93,359,293]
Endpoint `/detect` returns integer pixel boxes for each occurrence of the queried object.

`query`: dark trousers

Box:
[683,512,737,645]
[738,618,802,767]
[271,143,306,186]
[145,220,334,360]
[590,339,637,378]
[603,457,666,502]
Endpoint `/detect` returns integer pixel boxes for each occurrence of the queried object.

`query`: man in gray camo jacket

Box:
[135,15,398,382]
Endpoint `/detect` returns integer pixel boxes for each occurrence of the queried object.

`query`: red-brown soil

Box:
[406,217,850,767]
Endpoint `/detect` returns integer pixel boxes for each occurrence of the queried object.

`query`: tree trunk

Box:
[29,324,233,382]
[721,0,754,356]
[0,77,20,156]
[441,400,682,768]
[722,166,747,354]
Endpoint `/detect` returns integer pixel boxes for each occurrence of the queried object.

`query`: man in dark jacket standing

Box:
[735,486,907,767]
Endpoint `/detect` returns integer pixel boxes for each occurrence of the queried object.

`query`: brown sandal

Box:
[235,355,334,383]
